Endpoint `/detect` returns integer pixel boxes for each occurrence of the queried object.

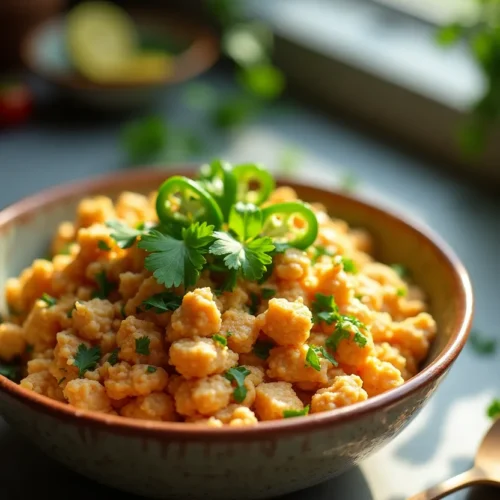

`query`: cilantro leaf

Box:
[319,346,338,367]
[228,202,262,241]
[67,302,77,318]
[210,232,274,281]
[311,245,334,264]
[98,240,111,251]
[337,256,358,274]
[312,293,339,325]
[74,344,101,377]
[0,362,22,381]
[248,292,260,315]
[142,292,183,314]
[305,345,321,371]
[253,340,274,360]
[135,336,151,356]
[224,366,251,403]
[139,223,214,288]
[488,399,500,419]
[397,288,407,297]
[283,405,310,418]
[213,334,228,347]
[106,220,146,249]
[325,329,351,352]
[147,366,157,373]
[40,293,57,307]
[261,288,276,299]
[107,348,119,366]
[469,330,496,355]
[391,263,408,279]
[92,271,115,299]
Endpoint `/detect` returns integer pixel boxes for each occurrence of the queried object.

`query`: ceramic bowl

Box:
[21,10,219,111]
[0,168,473,500]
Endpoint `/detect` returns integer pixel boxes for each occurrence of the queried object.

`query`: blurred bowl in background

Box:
[0,0,65,71]
[21,8,220,111]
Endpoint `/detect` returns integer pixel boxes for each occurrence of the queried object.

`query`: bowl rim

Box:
[20,9,220,91]
[0,167,474,441]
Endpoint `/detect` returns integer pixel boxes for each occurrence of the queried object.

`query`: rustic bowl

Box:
[0,168,473,499]
[20,9,219,111]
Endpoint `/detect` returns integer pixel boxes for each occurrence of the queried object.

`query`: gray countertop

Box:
[0,73,499,500]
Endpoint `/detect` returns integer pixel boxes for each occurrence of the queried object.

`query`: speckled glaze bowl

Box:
[0,168,473,500]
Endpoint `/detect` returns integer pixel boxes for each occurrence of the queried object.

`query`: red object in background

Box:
[0,83,33,128]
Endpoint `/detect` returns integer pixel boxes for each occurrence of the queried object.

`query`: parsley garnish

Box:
[67,302,77,318]
[92,271,115,299]
[312,293,368,351]
[107,348,120,366]
[224,366,251,403]
[139,223,214,288]
[336,256,358,274]
[147,366,157,373]
[106,220,147,249]
[213,334,228,347]
[135,336,151,355]
[488,399,500,419]
[396,288,407,297]
[283,405,310,418]
[261,288,276,299]
[120,303,126,318]
[97,240,111,251]
[209,203,275,282]
[142,292,183,314]
[469,330,496,355]
[311,245,334,264]
[40,293,57,307]
[253,341,274,360]
[74,344,101,377]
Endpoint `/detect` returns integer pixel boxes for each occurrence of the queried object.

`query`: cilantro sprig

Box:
[209,203,275,282]
[135,336,151,356]
[92,271,115,299]
[312,293,368,352]
[488,399,500,419]
[305,345,338,371]
[142,292,183,314]
[106,220,149,249]
[74,344,101,377]
[139,223,214,288]
[40,293,57,307]
[253,340,274,360]
[224,366,250,403]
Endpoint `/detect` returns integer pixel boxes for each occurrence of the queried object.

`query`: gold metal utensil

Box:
[408,419,500,500]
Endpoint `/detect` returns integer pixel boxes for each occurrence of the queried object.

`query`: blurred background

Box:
[1,1,500,500]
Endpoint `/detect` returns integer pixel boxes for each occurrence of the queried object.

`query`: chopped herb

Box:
[336,256,358,274]
[224,366,251,403]
[0,363,21,381]
[92,271,115,299]
[74,344,101,378]
[67,302,77,318]
[139,223,215,288]
[135,336,151,356]
[283,405,310,418]
[261,288,276,300]
[396,288,407,297]
[391,264,408,279]
[469,330,496,355]
[311,245,334,264]
[319,346,338,367]
[305,345,321,371]
[253,340,274,360]
[25,344,34,354]
[107,348,120,366]
[58,377,66,385]
[213,334,228,347]
[40,293,57,308]
[487,399,500,419]
[312,293,368,351]
[97,240,111,251]
[147,366,157,373]
[248,292,260,315]
[106,220,147,249]
[142,292,183,314]
[355,294,364,300]
[226,332,233,338]
[120,303,126,318]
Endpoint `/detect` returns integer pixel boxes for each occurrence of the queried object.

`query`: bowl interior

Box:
[0,170,468,372]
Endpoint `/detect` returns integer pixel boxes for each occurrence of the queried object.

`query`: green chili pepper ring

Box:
[232,163,275,206]
[261,201,318,250]
[156,176,223,229]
